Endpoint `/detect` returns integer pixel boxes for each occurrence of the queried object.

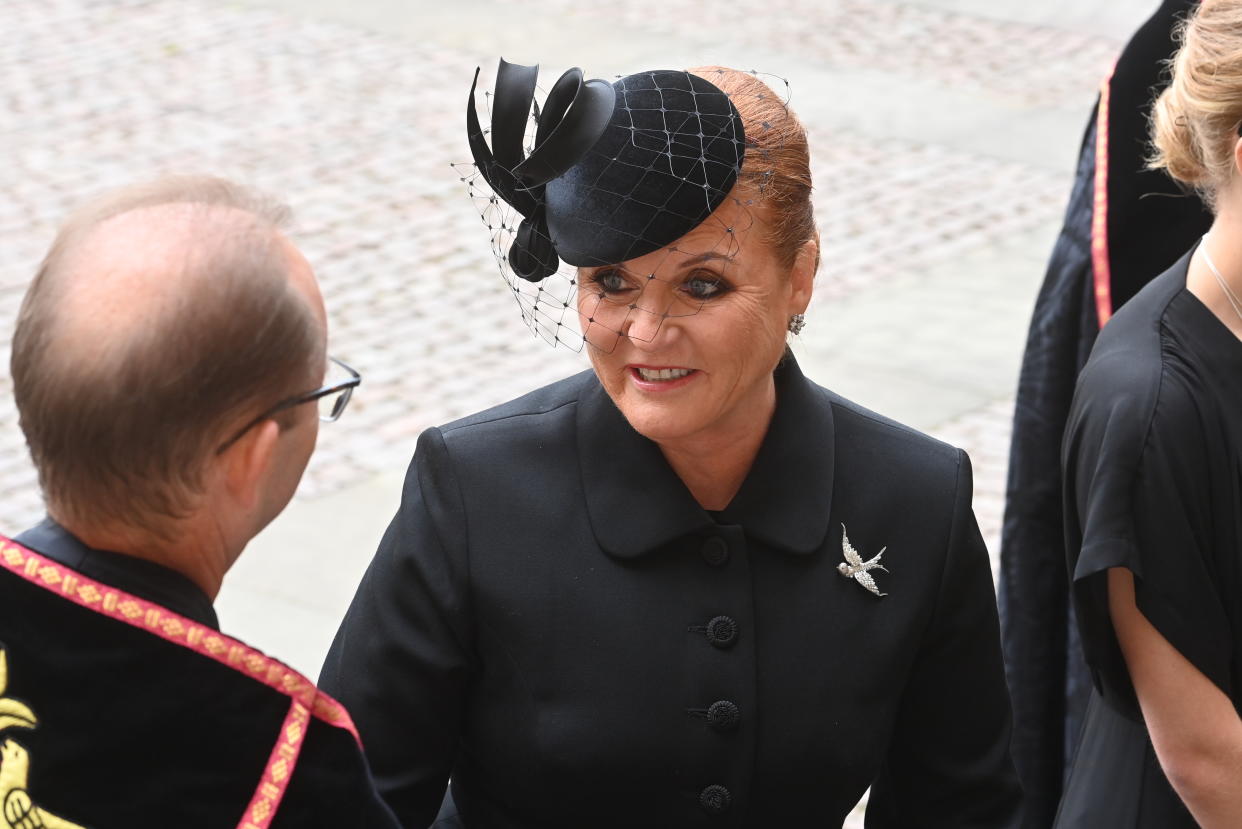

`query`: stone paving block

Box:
[491,0,1118,108]
[928,396,1017,573]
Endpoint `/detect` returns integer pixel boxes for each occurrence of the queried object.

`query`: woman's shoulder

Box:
[1074,258,1188,415]
[1067,268,1205,471]
[437,370,596,439]
[800,384,976,542]
[396,372,598,511]
[819,386,963,481]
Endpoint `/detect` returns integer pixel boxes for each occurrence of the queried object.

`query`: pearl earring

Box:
[788,313,806,335]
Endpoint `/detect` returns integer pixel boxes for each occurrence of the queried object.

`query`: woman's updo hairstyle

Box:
[690,66,818,272]
[1150,0,1242,208]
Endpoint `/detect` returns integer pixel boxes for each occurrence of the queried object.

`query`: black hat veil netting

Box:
[455,60,793,353]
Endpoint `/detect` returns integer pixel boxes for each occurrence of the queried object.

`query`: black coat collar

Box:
[576,356,835,558]
[16,517,220,630]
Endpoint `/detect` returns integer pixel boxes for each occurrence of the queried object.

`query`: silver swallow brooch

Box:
[838,524,889,597]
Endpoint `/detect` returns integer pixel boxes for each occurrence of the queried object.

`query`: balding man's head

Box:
[12,176,326,535]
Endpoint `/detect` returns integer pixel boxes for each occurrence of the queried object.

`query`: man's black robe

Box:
[0,520,398,828]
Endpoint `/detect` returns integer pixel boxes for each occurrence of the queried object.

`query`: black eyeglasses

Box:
[217,356,362,454]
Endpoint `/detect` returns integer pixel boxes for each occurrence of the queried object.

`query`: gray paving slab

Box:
[797,219,1055,432]
[215,471,406,677]
[910,0,1153,38]
[247,0,1127,172]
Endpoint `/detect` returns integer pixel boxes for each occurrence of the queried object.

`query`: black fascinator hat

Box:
[468,59,746,282]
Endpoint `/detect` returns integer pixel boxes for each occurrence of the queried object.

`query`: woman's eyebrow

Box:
[582,264,630,276]
[680,251,736,266]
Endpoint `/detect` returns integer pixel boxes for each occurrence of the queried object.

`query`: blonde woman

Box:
[1059,2,1242,826]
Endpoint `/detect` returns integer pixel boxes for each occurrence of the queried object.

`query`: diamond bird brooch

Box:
[838,524,889,597]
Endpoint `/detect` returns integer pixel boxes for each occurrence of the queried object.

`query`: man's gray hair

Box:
[11,175,321,534]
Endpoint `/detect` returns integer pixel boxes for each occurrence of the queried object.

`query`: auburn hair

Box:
[691,66,818,272]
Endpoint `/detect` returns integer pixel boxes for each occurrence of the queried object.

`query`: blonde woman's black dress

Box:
[1059,247,1242,827]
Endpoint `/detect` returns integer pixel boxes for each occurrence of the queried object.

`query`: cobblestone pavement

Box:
[495,0,1119,108]
[930,396,1017,571]
[0,0,1114,535]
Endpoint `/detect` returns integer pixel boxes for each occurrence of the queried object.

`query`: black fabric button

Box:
[700,536,729,566]
[705,615,738,649]
[707,700,740,732]
[700,784,732,814]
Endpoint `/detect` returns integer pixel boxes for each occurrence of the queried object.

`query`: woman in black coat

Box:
[320,61,1021,828]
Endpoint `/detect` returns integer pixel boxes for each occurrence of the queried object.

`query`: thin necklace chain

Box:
[1200,235,1242,325]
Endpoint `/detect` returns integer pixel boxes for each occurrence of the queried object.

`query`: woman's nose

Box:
[621,305,672,347]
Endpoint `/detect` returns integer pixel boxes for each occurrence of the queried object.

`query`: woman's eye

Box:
[590,269,629,294]
[684,275,726,300]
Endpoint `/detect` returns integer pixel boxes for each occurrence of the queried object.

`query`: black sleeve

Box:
[319,428,474,828]
[867,451,1023,829]
[1065,372,1231,717]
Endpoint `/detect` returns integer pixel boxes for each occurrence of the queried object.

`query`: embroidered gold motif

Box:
[0,648,86,829]
[160,618,185,638]
[0,654,35,735]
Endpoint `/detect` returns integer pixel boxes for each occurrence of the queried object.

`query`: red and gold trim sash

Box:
[0,537,361,828]
[1092,62,1116,329]
[239,699,311,829]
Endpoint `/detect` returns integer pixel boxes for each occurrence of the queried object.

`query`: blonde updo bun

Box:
[1150,0,1242,208]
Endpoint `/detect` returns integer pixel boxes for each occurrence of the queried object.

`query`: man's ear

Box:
[787,236,818,316]
[220,420,280,512]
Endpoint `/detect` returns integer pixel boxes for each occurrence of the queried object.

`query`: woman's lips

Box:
[628,366,698,391]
